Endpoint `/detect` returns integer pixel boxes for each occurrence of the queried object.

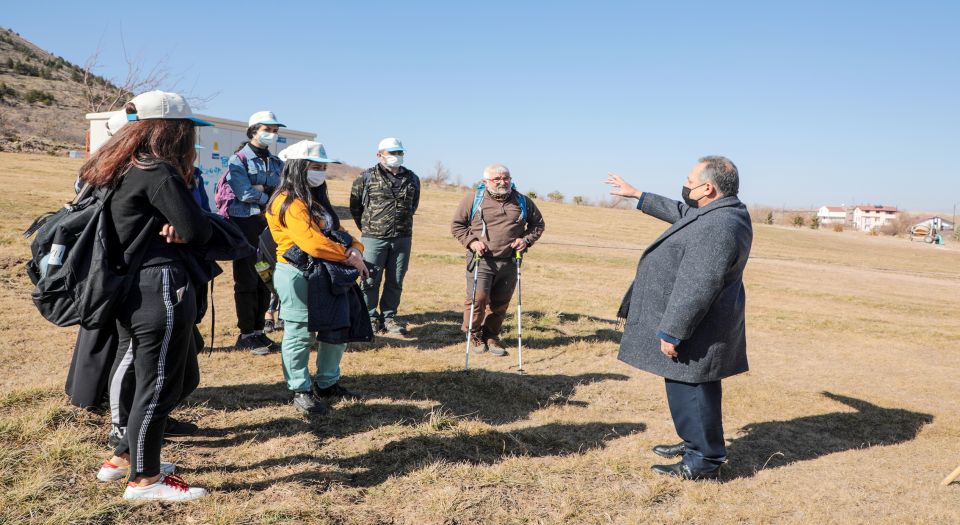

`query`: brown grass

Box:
[1,152,959,524]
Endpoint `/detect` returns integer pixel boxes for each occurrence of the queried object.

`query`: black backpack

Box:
[24,184,151,328]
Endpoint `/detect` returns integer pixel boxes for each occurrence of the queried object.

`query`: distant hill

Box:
[0,27,126,154]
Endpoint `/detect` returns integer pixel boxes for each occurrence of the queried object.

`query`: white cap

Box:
[127,90,212,126]
[378,137,404,153]
[105,111,129,136]
[278,140,341,164]
[248,110,286,128]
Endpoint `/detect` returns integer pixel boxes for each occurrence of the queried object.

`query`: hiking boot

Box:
[383,317,408,336]
[123,474,208,502]
[235,334,270,355]
[263,319,275,333]
[469,330,487,352]
[313,381,364,401]
[256,333,280,353]
[108,425,125,449]
[370,316,384,333]
[98,460,175,482]
[292,392,329,415]
[165,418,198,438]
[485,336,509,357]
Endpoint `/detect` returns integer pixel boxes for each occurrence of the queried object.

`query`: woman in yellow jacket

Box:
[267,141,368,415]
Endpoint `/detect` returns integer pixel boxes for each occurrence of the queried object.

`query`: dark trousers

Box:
[110,326,201,433]
[113,264,195,480]
[231,215,269,333]
[665,378,727,473]
[360,236,412,320]
[462,256,518,337]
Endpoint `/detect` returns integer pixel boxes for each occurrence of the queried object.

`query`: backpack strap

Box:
[361,170,374,208]
[470,183,527,224]
[469,184,486,222]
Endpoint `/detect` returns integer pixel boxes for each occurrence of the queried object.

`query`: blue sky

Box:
[6,1,959,212]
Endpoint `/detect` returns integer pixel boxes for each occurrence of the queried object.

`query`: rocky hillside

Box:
[0,27,125,154]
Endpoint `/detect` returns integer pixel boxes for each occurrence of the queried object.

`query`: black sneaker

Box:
[292,392,328,415]
[370,316,384,333]
[312,381,363,401]
[256,333,280,353]
[235,334,270,355]
[383,317,407,336]
[108,425,125,449]
[263,319,275,333]
[165,417,199,437]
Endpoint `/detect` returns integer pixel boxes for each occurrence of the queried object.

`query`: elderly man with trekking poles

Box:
[451,164,545,367]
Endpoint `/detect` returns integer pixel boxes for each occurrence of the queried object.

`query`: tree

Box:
[426,161,451,185]
[572,196,585,206]
[526,190,538,199]
[765,211,775,225]
[79,32,216,113]
[792,215,805,228]
[810,216,821,229]
[547,191,564,203]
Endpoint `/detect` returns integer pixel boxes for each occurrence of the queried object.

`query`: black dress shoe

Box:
[651,461,719,480]
[652,442,686,458]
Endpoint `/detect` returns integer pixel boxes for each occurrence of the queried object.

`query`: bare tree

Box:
[426,160,451,186]
[80,31,216,112]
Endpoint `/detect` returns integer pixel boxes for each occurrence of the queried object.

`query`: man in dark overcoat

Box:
[606,156,753,480]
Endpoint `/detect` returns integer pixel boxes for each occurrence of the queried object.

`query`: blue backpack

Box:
[469,183,528,224]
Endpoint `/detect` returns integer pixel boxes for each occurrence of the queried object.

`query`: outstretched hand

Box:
[605,172,642,199]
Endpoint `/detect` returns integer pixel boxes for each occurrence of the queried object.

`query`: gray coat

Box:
[617,193,753,383]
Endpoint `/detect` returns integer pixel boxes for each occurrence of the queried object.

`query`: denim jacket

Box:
[225,144,283,217]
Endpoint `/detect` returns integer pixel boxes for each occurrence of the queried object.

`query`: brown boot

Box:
[485,335,508,357]
[469,330,487,352]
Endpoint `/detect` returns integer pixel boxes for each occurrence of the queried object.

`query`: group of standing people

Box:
[58,86,752,503]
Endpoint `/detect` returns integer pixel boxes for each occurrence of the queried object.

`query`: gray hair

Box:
[483,164,511,180]
[697,155,739,196]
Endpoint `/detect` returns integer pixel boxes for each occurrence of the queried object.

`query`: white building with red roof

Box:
[817,206,848,226]
[853,205,898,231]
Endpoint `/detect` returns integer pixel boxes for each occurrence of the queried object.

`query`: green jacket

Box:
[349,164,420,239]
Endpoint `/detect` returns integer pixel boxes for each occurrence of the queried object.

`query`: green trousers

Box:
[273,263,346,392]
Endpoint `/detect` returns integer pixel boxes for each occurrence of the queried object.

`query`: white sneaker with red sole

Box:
[96,460,175,482]
[123,474,208,502]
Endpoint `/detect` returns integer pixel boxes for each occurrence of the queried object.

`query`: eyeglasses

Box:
[486,176,511,183]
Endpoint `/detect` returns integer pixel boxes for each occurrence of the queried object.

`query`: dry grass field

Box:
[0,152,958,524]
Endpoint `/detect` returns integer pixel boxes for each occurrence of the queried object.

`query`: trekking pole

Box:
[464,251,481,371]
[515,249,525,374]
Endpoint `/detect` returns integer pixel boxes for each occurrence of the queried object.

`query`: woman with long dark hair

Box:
[267,141,368,414]
[84,91,212,501]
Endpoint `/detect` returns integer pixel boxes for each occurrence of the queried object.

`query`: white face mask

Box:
[257,132,277,147]
[307,170,327,187]
[382,154,403,168]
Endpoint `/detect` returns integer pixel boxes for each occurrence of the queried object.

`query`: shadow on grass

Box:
[350,309,621,352]
[191,370,629,425]
[208,421,645,491]
[723,391,934,480]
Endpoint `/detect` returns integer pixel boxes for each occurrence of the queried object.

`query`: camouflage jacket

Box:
[349,165,420,239]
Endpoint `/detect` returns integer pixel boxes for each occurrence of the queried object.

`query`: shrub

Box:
[572,196,585,206]
[526,191,538,199]
[833,223,844,232]
[546,191,564,203]
[24,89,55,105]
[0,82,17,102]
[792,215,805,228]
[765,211,775,225]
[810,216,821,229]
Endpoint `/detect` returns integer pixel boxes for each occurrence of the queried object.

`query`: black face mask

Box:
[681,183,707,208]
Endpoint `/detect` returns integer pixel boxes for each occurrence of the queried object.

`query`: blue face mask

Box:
[257,132,277,147]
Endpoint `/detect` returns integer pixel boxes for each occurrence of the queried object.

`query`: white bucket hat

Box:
[126,90,212,126]
[248,110,286,128]
[278,140,341,164]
